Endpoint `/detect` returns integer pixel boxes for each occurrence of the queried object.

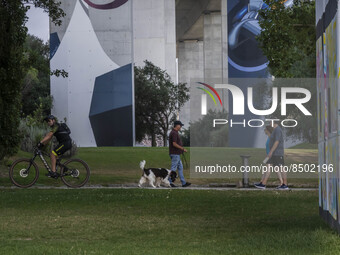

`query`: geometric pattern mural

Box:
[89,64,133,146]
[49,32,60,59]
[50,0,134,147]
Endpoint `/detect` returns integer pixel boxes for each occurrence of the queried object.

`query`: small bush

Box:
[190,109,229,147]
[19,119,49,153]
[210,127,228,147]
[181,128,190,147]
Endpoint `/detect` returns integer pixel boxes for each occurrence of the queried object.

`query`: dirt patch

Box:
[285,151,317,164]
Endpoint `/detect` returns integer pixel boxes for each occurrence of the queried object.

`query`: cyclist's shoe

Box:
[45,171,59,179]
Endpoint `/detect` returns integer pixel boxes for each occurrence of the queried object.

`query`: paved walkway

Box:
[0,184,318,191]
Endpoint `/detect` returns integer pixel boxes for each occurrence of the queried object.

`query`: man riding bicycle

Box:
[38,115,72,178]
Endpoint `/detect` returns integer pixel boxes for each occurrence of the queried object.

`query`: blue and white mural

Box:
[227,0,293,148]
[50,0,134,147]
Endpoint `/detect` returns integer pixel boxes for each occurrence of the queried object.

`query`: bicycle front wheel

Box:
[9,159,39,188]
[61,159,90,188]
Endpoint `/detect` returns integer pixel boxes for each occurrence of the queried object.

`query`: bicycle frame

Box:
[27,149,67,176]
[36,149,52,172]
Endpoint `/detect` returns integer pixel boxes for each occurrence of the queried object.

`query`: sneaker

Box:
[254,182,266,189]
[170,183,177,187]
[277,184,289,190]
[254,182,262,186]
[45,171,59,179]
[182,182,191,187]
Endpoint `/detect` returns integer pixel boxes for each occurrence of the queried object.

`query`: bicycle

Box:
[9,147,90,188]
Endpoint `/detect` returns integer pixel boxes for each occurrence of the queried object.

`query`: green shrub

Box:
[190,109,229,147]
[19,119,49,152]
[210,127,228,147]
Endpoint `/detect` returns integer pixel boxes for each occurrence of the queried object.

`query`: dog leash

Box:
[181,152,188,169]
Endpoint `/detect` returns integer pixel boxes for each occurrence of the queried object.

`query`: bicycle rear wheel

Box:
[9,159,39,188]
[60,159,90,188]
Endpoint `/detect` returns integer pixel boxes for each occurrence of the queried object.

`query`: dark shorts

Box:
[52,141,72,156]
[266,157,273,164]
[271,155,284,167]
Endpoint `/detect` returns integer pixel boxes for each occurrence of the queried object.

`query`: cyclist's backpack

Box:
[61,123,71,135]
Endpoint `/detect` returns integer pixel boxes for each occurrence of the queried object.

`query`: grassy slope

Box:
[0,147,318,187]
[0,189,339,255]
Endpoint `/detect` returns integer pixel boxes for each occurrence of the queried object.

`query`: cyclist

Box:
[37,115,72,178]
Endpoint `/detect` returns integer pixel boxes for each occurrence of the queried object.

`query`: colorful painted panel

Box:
[327,138,338,220]
[319,142,324,208]
[316,37,324,142]
[325,18,338,135]
[317,0,340,231]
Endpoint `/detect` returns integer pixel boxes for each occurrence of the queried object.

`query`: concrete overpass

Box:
[175,0,228,125]
[176,0,221,41]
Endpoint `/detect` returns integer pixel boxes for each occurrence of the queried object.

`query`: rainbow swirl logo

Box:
[196,82,223,107]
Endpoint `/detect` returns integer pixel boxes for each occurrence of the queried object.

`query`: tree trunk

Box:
[163,122,169,147]
[151,133,156,147]
[163,133,167,147]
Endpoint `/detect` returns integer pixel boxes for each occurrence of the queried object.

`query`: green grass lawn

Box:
[288,143,318,149]
[0,147,318,187]
[0,189,339,255]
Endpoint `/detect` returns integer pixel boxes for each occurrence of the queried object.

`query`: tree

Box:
[257,0,317,143]
[22,34,52,117]
[0,1,65,160]
[257,0,315,78]
[135,60,189,147]
[190,110,228,147]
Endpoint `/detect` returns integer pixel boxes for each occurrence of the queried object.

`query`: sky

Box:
[26,6,49,42]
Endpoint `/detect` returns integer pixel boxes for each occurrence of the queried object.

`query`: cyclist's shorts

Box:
[52,141,72,156]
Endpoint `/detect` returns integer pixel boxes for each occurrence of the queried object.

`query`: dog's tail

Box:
[139,160,146,170]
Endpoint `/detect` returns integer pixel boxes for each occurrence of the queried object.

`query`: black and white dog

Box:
[138,160,177,188]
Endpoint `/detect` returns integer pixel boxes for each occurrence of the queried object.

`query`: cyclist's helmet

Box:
[44,115,56,122]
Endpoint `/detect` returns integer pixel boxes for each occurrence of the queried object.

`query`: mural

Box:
[316,37,323,142]
[226,0,293,147]
[327,138,338,220]
[317,0,340,231]
[227,0,293,77]
[227,0,268,147]
[50,0,134,147]
[326,19,338,134]
[318,142,324,208]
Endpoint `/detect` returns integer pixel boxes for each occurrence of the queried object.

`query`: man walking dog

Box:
[168,120,191,187]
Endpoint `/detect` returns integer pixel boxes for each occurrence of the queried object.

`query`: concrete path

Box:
[0,184,318,191]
